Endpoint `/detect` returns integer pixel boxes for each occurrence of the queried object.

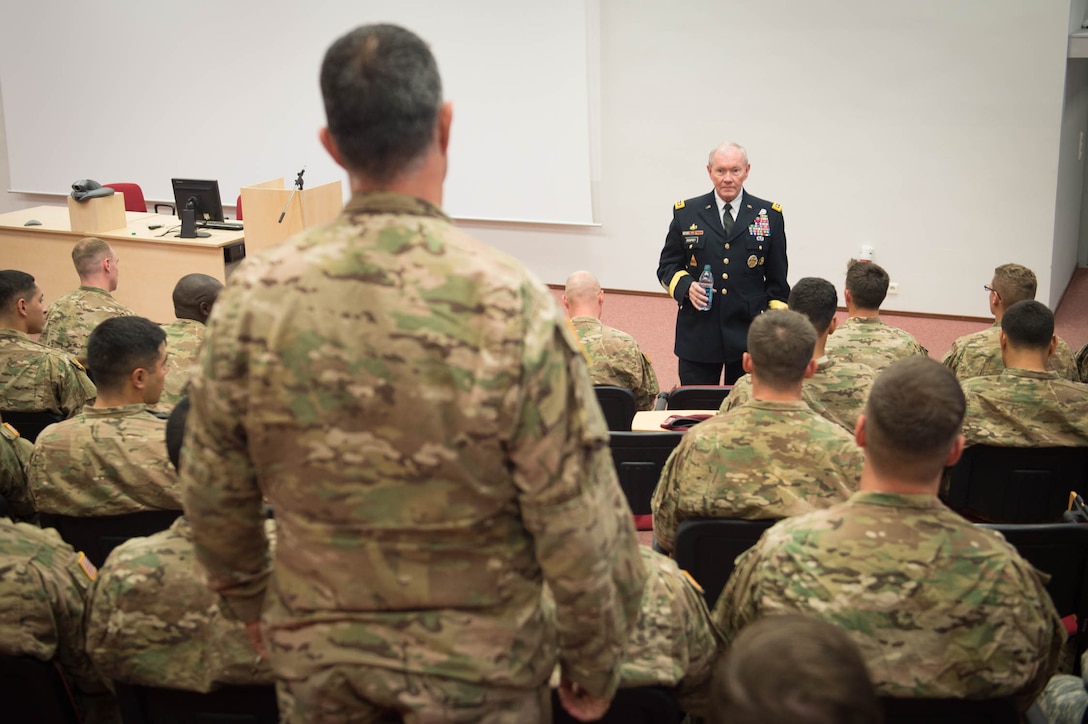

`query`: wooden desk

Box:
[631,410,713,432]
[0,205,245,322]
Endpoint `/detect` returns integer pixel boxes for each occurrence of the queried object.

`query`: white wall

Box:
[2,0,1081,316]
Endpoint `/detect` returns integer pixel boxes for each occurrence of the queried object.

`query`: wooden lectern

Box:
[67,194,126,234]
[239,178,343,254]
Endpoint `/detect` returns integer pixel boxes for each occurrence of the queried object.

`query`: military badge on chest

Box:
[681,223,704,264]
[748,210,770,241]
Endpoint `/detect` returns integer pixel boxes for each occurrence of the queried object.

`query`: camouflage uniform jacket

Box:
[824,316,929,370]
[86,517,276,692]
[714,491,1065,707]
[543,547,722,716]
[942,321,1079,382]
[1076,341,1088,384]
[0,418,36,521]
[0,518,115,721]
[0,328,96,417]
[720,357,876,432]
[158,318,206,410]
[652,399,861,552]
[570,315,660,410]
[39,286,134,358]
[961,368,1088,448]
[181,192,647,698]
[28,404,182,516]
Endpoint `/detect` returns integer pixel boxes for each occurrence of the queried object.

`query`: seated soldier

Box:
[28,316,182,516]
[943,263,1078,381]
[85,397,276,692]
[0,270,96,420]
[39,237,134,358]
[0,414,35,522]
[158,273,224,411]
[961,300,1088,447]
[0,513,116,722]
[652,310,861,554]
[714,358,1064,710]
[825,260,928,369]
[562,270,660,410]
[710,614,880,724]
[722,277,875,432]
[1076,340,1088,384]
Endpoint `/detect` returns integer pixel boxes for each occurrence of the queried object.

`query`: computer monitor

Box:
[171,178,224,222]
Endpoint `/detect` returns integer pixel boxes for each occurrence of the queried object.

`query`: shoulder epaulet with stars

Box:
[674,199,685,210]
[771,202,782,212]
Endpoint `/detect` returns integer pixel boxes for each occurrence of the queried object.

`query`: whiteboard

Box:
[0,0,594,224]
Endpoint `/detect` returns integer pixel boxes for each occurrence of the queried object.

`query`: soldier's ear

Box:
[1047,335,1058,358]
[741,352,753,374]
[15,297,28,318]
[854,414,867,448]
[944,434,965,468]
[802,358,817,380]
[131,367,147,390]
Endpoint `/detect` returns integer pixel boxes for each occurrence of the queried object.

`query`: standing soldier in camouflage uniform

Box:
[961,300,1088,447]
[0,270,96,419]
[825,260,928,369]
[722,277,875,433]
[562,270,659,410]
[653,310,861,553]
[0,516,116,722]
[28,316,181,516]
[714,358,1065,710]
[181,24,646,723]
[157,273,223,411]
[85,398,275,693]
[39,237,134,358]
[0,414,35,521]
[943,263,1078,381]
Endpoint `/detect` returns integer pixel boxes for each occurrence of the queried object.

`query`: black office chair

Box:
[665,385,732,410]
[673,518,776,608]
[609,431,683,529]
[594,385,637,431]
[0,655,82,724]
[38,510,182,566]
[0,410,65,443]
[977,522,1088,672]
[551,685,682,723]
[944,445,1088,523]
[114,681,279,724]
[879,695,1026,723]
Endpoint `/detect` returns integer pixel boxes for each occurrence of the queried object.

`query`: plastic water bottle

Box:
[698,265,714,311]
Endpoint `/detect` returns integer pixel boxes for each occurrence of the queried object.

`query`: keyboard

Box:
[199,220,244,231]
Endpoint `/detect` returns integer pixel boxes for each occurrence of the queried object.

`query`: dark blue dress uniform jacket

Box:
[656,190,790,364]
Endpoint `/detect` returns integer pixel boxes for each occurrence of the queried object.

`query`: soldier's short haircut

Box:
[165,396,190,472]
[844,261,889,310]
[992,263,1037,306]
[0,270,37,313]
[1001,300,1054,350]
[747,310,816,388]
[87,316,167,393]
[320,24,442,184]
[72,238,113,279]
[864,357,965,483]
[787,277,838,333]
[708,142,749,166]
[172,273,224,316]
[563,270,602,307]
[710,614,880,724]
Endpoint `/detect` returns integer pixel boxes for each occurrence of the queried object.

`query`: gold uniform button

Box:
[724,258,729,265]
[721,288,728,295]
[722,273,729,280]
[725,243,731,250]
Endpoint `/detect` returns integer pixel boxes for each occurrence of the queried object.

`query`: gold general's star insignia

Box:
[674,199,685,209]
[771,202,782,212]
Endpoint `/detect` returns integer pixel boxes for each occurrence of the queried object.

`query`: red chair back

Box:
[103,183,147,213]
[236,194,243,220]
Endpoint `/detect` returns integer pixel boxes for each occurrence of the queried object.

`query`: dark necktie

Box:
[722,203,734,236]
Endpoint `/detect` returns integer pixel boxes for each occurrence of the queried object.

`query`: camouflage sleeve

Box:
[1008,559,1066,709]
[0,423,35,521]
[57,360,96,418]
[1053,340,1080,382]
[650,446,684,553]
[718,376,750,413]
[181,284,271,623]
[508,285,647,700]
[634,353,660,412]
[710,543,766,646]
[940,341,962,374]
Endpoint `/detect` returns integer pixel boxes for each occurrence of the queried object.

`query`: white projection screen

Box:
[0,0,594,224]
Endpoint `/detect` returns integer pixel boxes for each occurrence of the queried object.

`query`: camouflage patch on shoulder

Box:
[0,422,18,441]
[674,199,685,210]
[771,202,782,212]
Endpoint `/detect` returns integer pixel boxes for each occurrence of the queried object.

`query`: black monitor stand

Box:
[177,208,210,239]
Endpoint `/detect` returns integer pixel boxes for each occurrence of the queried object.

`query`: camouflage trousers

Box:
[276,666,551,723]
[1036,674,1088,724]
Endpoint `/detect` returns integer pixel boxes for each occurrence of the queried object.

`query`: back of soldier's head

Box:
[747,310,816,388]
[845,261,889,310]
[166,396,190,472]
[711,615,881,724]
[0,270,37,315]
[563,270,602,310]
[171,273,224,321]
[992,263,1037,306]
[787,277,838,333]
[864,357,965,483]
[1001,300,1054,350]
[72,237,113,279]
[320,24,442,184]
[87,316,167,393]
